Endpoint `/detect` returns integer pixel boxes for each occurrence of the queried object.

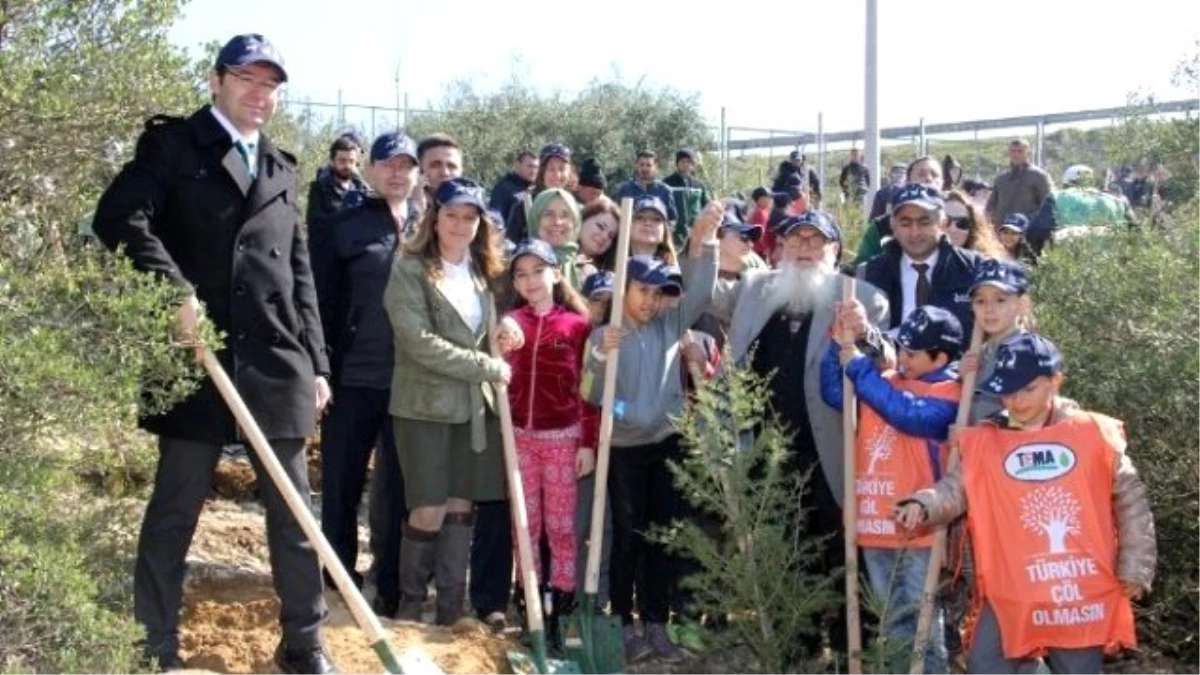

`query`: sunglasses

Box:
[948,216,971,230]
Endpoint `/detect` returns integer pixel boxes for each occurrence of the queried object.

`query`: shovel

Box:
[201,349,442,675]
[488,312,581,675]
[908,324,984,674]
[562,197,635,674]
[841,277,864,674]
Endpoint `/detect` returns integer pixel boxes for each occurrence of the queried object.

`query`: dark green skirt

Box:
[392,414,505,508]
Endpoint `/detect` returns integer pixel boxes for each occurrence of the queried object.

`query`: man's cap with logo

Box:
[982,333,1063,395]
[370,132,418,164]
[508,238,559,271]
[999,213,1030,233]
[969,258,1029,296]
[895,305,964,359]
[719,209,763,241]
[891,183,945,212]
[434,177,487,211]
[582,270,614,299]
[633,195,669,220]
[215,34,288,82]
[540,143,571,162]
[776,210,841,243]
[626,255,683,296]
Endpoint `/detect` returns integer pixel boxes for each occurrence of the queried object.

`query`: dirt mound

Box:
[179,577,516,674]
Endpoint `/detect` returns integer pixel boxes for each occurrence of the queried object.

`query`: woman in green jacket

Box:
[384,177,519,624]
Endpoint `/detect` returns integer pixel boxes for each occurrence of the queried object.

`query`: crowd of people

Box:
[90,33,1158,675]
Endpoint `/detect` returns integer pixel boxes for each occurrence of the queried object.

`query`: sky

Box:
[169,0,1199,146]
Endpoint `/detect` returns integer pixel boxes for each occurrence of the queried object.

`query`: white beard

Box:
[767,262,838,317]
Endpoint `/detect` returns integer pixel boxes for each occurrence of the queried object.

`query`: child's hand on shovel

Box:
[893,501,928,530]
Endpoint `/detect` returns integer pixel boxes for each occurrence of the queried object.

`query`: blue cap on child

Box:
[582,270,614,299]
[982,333,1063,395]
[895,306,964,359]
[508,238,558,271]
[626,255,683,296]
[969,258,1029,296]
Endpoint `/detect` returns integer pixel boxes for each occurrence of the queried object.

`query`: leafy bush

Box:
[0,454,144,673]
[406,78,715,187]
[654,363,840,673]
[1031,203,1200,664]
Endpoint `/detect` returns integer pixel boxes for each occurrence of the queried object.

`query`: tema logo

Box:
[1004,443,1076,481]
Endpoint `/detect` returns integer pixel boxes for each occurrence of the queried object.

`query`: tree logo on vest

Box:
[1020,485,1081,554]
[866,426,896,475]
[1004,442,1075,481]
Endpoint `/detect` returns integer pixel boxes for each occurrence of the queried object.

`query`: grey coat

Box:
[710,270,891,506]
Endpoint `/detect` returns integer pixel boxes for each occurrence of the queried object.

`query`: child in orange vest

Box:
[896,333,1156,674]
[822,305,964,673]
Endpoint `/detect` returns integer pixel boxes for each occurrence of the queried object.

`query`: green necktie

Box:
[235,139,257,179]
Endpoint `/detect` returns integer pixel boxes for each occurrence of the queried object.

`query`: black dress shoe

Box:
[274,643,338,674]
[139,651,184,673]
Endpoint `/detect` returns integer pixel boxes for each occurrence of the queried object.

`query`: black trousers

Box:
[608,434,685,625]
[469,500,514,617]
[320,386,405,603]
[134,436,325,657]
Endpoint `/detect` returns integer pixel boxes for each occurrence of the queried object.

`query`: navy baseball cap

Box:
[370,132,418,164]
[969,258,1029,296]
[626,255,683,296]
[776,210,842,243]
[633,196,669,220]
[509,238,559,271]
[891,184,945,212]
[540,143,571,162]
[982,333,1063,395]
[895,306,964,358]
[215,34,288,82]
[719,210,763,241]
[999,213,1030,233]
[582,270,614,299]
[434,177,487,211]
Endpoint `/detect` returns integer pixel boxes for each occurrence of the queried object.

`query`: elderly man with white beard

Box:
[708,209,891,657]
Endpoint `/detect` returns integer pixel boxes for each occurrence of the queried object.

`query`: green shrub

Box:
[654,363,840,673]
[1030,203,1200,664]
[0,453,144,673]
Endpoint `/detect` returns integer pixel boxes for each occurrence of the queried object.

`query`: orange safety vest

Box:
[958,412,1136,659]
[855,374,960,548]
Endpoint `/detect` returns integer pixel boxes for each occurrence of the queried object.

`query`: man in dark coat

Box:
[92,34,336,674]
[305,133,367,235]
[858,184,984,338]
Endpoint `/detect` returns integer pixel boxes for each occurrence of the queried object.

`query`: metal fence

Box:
[282,94,1197,192]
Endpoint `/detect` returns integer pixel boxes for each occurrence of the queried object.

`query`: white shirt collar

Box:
[209,106,260,147]
[902,248,939,272]
[441,254,473,276]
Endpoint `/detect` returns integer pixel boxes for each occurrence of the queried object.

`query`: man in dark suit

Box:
[858,184,984,339]
[93,34,336,674]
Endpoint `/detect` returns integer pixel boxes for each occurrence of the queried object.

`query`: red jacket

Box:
[505,305,598,442]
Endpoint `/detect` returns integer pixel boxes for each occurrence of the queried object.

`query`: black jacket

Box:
[309,197,401,389]
[93,105,329,443]
[489,172,533,225]
[305,168,366,235]
[857,237,984,338]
